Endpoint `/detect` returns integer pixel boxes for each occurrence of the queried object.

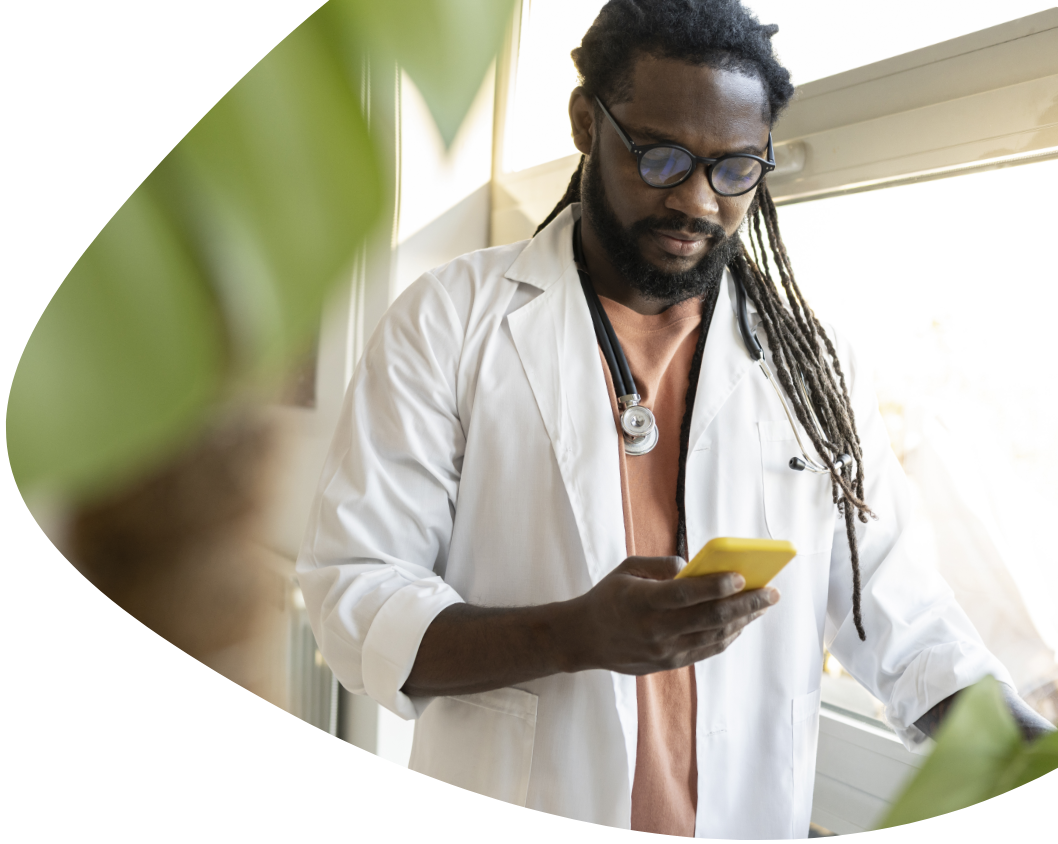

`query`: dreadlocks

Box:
[536,157,585,236]
[735,186,875,641]
[537,0,873,641]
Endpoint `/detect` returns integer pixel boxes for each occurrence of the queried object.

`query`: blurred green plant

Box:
[878,675,1058,828]
[7,0,515,505]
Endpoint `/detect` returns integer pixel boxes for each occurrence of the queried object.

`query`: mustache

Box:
[628,214,729,240]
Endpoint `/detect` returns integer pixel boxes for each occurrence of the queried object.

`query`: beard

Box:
[580,152,744,304]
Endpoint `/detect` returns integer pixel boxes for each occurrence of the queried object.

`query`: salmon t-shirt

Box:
[598,293,703,838]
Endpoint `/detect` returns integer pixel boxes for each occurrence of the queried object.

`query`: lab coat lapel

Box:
[507,210,638,800]
[687,270,758,451]
[505,210,627,587]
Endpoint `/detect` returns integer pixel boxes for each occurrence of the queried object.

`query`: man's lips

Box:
[649,229,712,258]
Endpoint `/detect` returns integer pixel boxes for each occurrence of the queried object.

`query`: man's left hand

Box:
[914,684,1056,742]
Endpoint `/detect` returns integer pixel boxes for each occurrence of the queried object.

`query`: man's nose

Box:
[663,165,720,220]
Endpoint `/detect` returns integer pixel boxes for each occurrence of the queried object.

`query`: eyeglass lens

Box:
[639,146,763,195]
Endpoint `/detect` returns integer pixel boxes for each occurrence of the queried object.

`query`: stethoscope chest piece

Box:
[618,394,658,456]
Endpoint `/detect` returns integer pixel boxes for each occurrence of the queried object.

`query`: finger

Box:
[647,571,747,610]
[638,613,760,671]
[683,626,748,663]
[674,608,767,651]
[656,587,779,636]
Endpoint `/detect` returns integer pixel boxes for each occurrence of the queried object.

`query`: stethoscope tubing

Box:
[579,271,631,399]
[575,216,845,474]
[573,221,640,402]
[574,221,660,455]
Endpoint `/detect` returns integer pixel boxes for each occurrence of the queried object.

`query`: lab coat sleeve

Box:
[296,273,468,721]
[822,330,1014,748]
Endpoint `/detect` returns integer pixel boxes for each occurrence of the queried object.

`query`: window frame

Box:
[768,8,1058,205]
[490,7,1058,245]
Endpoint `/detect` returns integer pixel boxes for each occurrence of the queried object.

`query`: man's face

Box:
[573,56,771,303]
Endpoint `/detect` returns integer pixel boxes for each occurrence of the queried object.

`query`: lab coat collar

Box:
[504,204,579,291]
[508,203,760,465]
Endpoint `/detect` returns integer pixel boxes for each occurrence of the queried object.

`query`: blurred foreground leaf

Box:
[878,676,1058,828]
[157,14,382,382]
[9,8,381,502]
[7,185,226,501]
[344,0,516,145]
[8,0,512,505]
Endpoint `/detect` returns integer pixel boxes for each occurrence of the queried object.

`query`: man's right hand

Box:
[402,555,778,698]
[563,555,780,675]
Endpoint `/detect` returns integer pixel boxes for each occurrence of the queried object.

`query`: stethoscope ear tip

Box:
[790,453,853,473]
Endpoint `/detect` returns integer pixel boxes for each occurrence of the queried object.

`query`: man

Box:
[298,0,1052,837]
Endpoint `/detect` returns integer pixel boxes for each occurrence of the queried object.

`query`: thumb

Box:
[614,555,684,582]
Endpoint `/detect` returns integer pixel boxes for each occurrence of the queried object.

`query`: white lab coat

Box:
[297,205,1010,839]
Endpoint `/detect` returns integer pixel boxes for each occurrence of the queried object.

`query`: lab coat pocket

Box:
[791,688,821,837]
[758,421,834,554]
[408,686,538,806]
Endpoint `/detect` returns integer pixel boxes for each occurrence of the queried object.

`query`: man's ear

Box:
[569,87,595,156]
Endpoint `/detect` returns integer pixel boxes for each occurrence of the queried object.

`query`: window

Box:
[780,158,1058,722]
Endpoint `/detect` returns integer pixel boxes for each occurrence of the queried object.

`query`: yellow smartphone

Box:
[675,537,797,588]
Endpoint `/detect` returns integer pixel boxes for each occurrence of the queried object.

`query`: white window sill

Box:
[812,705,930,834]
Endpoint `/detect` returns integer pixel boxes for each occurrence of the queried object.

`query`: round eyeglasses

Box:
[595,96,775,197]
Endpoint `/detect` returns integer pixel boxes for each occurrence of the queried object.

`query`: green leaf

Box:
[7,0,514,504]
[340,0,517,145]
[878,676,1025,828]
[8,7,382,503]
[7,184,225,501]
[995,729,1058,793]
[157,14,383,381]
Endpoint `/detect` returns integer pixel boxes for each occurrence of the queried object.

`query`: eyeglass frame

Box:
[594,96,775,196]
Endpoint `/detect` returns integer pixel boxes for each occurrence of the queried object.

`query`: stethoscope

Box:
[575,221,851,473]
[574,222,659,456]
